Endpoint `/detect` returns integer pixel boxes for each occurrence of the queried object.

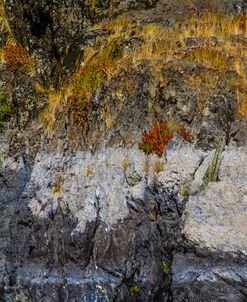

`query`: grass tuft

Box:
[0,4,12,35]
[185,46,226,69]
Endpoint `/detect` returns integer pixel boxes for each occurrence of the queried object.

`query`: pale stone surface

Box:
[27,148,137,232]
[189,150,215,194]
[158,139,205,192]
[26,140,204,233]
[183,147,247,255]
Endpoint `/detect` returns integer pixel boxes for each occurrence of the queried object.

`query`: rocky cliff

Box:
[0,0,247,301]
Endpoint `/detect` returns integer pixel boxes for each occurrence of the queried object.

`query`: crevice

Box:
[192,154,205,181]
[173,196,182,217]
[214,272,247,298]
[24,8,52,38]
[0,172,10,188]
[89,195,101,266]
[152,157,212,300]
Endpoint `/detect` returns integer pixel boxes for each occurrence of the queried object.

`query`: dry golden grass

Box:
[166,119,183,133]
[132,23,179,68]
[39,11,247,129]
[181,13,247,39]
[100,14,137,39]
[68,38,125,114]
[39,38,126,129]
[39,89,65,130]
[37,82,72,130]
[197,90,211,113]
[185,46,226,69]
[120,14,246,72]
[0,4,11,35]
[237,89,247,115]
[187,70,220,88]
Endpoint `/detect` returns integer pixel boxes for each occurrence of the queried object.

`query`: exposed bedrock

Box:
[3,140,203,301]
[0,0,247,301]
[4,0,247,83]
[172,147,247,301]
[2,138,247,301]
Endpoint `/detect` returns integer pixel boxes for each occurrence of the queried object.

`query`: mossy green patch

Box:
[130,286,140,295]
[0,91,10,129]
[162,262,171,275]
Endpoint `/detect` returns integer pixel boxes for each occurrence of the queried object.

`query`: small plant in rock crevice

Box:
[52,184,61,194]
[154,159,165,173]
[130,285,140,295]
[162,262,171,275]
[201,137,225,190]
[139,122,192,157]
[139,123,174,157]
[180,179,191,198]
[122,158,131,170]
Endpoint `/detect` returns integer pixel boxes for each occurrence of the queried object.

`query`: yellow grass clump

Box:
[39,11,247,128]
[185,46,226,69]
[0,4,11,35]
[237,89,247,115]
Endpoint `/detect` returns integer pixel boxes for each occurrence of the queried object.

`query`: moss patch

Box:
[130,286,140,295]
[0,91,10,129]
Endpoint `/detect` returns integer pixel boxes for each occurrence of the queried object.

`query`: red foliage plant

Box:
[139,122,193,157]
[67,95,90,126]
[3,40,33,73]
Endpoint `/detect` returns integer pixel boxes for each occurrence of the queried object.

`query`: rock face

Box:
[4,0,246,83]
[184,148,247,255]
[4,0,158,82]
[1,0,247,301]
[172,147,247,301]
[3,137,205,301]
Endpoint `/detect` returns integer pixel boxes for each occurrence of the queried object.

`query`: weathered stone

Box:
[1,0,247,300]
[183,147,247,255]
[172,147,247,301]
[171,252,247,302]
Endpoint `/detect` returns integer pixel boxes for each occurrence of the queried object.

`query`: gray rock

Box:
[1,0,247,300]
[183,147,247,256]
[171,252,247,302]
[172,147,247,301]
